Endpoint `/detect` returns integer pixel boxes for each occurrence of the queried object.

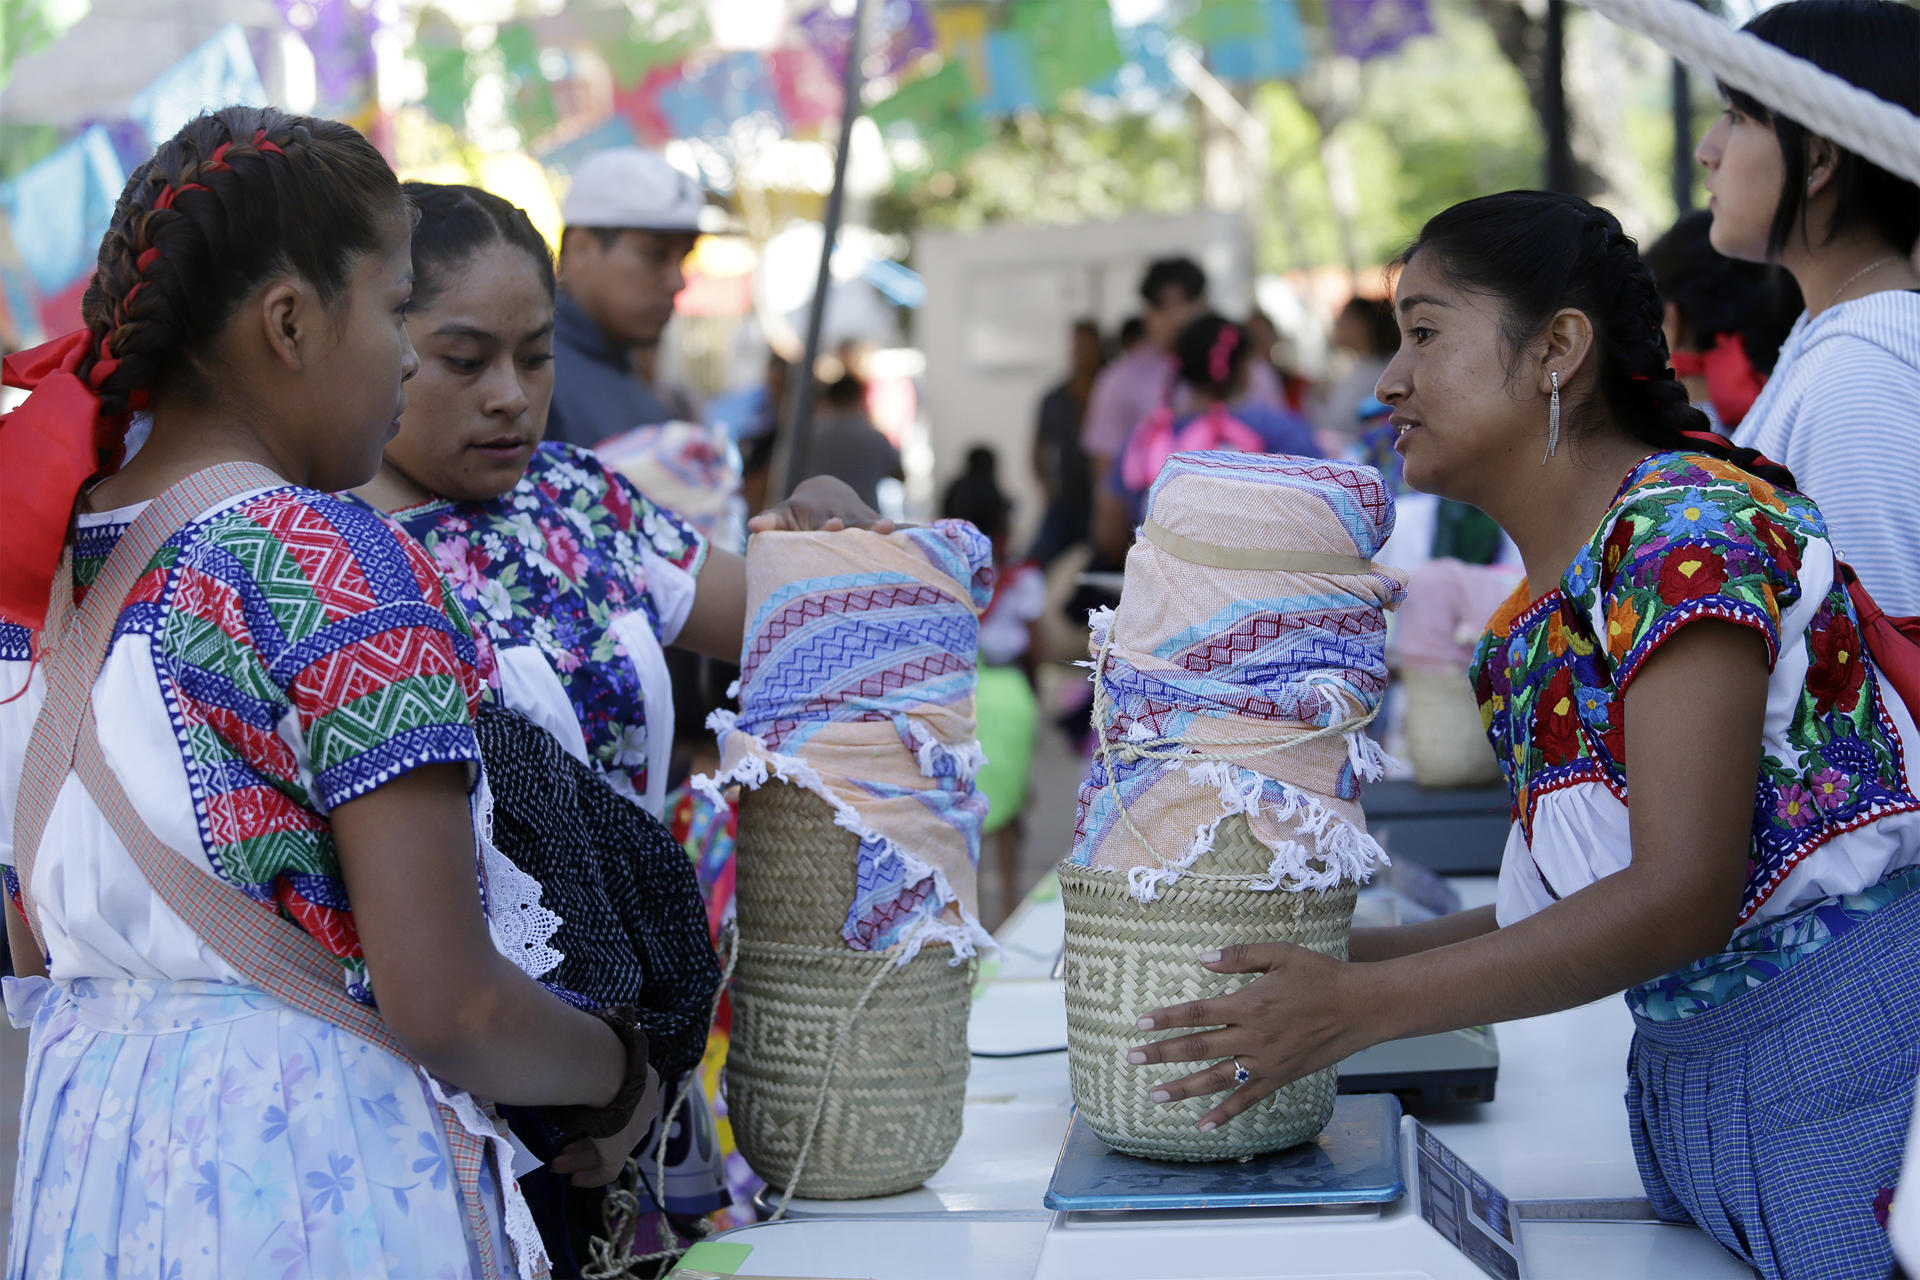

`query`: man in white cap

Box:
[549,147,705,448]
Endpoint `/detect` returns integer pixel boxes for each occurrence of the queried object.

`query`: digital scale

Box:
[1036,1096,1525,1279]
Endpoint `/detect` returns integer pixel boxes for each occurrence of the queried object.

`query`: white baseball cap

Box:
[561,147,706,234]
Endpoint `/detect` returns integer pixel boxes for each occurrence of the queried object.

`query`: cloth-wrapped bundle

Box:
[700,521,995,1200]
[1062,451,1408,1161]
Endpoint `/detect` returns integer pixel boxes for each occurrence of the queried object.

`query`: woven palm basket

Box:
[1061,813,1359,1162]
[727,782,972,1200]
[1402,667,1503,789]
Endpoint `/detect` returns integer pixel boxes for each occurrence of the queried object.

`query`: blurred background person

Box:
[1096,313,1319,561]
[942,445,1044,927]
[1309,294,1399,449]
[549,147,703,448]
[1080,256,1209,488]
[1643,208,1802,435]
[786,356,903,510]
[1028,317,1104,568]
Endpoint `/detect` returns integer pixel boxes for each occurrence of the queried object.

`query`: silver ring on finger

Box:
[1230,1057,1251,1085]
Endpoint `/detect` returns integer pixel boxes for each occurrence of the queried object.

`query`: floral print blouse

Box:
[387,443,708,811]
[1469,451,1920,1019]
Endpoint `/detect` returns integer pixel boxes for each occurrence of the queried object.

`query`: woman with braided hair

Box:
[0,108,661,1280]
[1124,191,1920,1279]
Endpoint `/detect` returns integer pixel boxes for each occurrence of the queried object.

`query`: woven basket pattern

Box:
[1061,814,1358,1162]
[1402,667,1502,789]
[728,783,971,1199]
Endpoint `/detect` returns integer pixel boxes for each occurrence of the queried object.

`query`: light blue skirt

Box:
[5,975,508,1280]
[1626,883,1920,1280]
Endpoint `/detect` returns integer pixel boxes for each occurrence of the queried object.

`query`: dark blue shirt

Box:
[548,289,677,450]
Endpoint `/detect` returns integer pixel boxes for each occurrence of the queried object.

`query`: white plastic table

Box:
[714,877,1755,1278]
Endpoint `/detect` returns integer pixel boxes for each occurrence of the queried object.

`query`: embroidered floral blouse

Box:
[1470,451,1920,1019]
[384,443,709,817]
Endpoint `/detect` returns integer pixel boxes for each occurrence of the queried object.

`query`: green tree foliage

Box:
[874,0,1700,269]
[1258,1,1540,267]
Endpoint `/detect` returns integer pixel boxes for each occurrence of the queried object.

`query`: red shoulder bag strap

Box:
[1837,561,1920,721]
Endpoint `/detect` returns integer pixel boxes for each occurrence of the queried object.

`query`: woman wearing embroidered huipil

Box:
[0,110,659,1280]
[1123,191,1920,1280]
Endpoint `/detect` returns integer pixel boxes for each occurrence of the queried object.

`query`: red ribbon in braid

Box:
[0,330,130,632]
[1,129,289,632]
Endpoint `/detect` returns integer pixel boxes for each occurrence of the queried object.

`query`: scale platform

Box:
[1044,1093,1405,1212]
[1033,1105,1522,1280]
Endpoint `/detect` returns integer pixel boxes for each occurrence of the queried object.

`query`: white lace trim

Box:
[472,772,565,982]
[421,1073,550,1280]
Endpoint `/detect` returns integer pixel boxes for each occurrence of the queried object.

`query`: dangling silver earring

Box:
[1544,370,1561,463]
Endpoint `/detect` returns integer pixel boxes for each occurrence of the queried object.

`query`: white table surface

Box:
[721,876,1754,1278]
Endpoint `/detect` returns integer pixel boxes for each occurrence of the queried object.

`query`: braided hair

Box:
[78,105,400,424]
[1396,190,1797,491]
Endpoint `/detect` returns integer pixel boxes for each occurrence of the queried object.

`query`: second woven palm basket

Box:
[1061,813,1358,1162]
[727,782,971,1199]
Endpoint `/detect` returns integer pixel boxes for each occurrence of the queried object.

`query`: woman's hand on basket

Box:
[1128,943,1377,1132]
[749,475,896,534]
[550,1065,662,1188]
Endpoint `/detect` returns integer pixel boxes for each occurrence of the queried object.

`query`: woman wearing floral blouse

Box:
[1126,191,1920,1280]
[352,182,882,1258]
[356,184,879,817]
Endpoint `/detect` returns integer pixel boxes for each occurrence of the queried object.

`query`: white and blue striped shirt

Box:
[1734,289,1920,615]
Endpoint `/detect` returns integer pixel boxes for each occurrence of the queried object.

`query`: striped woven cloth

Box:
[1071,451,1409,901]
[701,521,995,961]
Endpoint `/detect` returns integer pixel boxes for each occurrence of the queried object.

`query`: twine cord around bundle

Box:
[583,924,741,1280]
[1089,619,1381,887]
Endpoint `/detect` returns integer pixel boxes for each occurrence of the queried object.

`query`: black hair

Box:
[1172,313,1249,400]
[941,445,1011,542]
[1117,315,1147,348]
[1071,316,1102,339]
[402,182,554,312]
[1397,190,1796,489]
[1722,0,1920,258]
[821,372,866,408]
[80,105,401,421]
[1643,209,1802,373]
[1139,256,1207,308]
[1340,295,1401,358]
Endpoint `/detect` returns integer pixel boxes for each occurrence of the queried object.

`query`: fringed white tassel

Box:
[1120,763,1392,903]
[1347,728,1396,783]
[696,732,999,964]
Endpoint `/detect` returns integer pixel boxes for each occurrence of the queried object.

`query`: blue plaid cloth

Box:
[1627,879,1920,1279]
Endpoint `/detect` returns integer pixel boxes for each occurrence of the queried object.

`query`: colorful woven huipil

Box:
[1062,451,1408,1161]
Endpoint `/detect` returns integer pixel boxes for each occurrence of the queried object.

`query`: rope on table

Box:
[1571,0,1920,187]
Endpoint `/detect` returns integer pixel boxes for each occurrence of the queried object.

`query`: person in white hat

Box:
[549,147,706,449]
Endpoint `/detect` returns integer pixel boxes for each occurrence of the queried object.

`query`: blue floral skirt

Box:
[1627,881,1920,1280]
[5,976,508,1280]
